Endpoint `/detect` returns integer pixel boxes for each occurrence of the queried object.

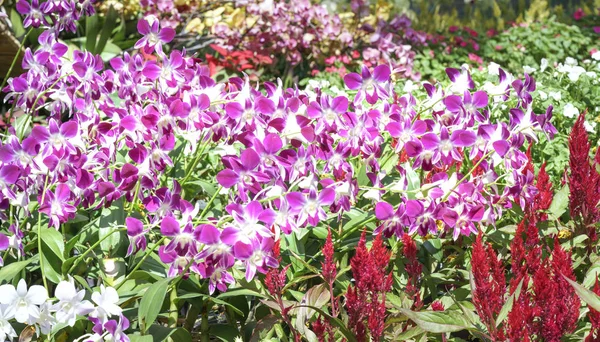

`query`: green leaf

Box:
[138,278,170,333]
[548,184,569,220]
[216,288,267,299]
[563,276,600,312]
[295,284,330,335]
[284,232,305,272]
[95,5,119,54]
[98,198,126,256]
[399,309,475,333]
[0,257,37,284]
[297,305,357,342]
[495,277,524,327]
[10,9,25,38]
[40,228,65,283]
[147,325,192,342]
[176,293,243,316]
[85,14,99,53]
[404,163,421,199]
[127,335,153,342]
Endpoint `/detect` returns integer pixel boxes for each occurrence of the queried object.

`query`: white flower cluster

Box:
[0,279,122,341]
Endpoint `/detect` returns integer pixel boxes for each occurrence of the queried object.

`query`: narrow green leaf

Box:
[563,276,600,312]
[216,288,267,299]
[127,334,153,342]
[85,14,99,53]
[495,277,524,327]
[138,278,170,333]
[399,308,475,333]
[0,257,36,284]
[548,185,569,219]
[297,305,357,342]
[95,5,118,54]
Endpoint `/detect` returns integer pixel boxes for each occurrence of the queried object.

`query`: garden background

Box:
[0,0,599,341]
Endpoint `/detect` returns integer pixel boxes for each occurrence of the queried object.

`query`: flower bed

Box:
[0,1,599,341]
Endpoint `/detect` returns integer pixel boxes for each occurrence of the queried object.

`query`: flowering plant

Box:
[0,1,600,341]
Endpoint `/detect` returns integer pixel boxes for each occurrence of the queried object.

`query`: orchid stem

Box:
[67,227,127,274]
[115,236,166,290]
[0,28,32,92]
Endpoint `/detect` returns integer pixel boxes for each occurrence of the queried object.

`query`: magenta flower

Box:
[374,201,405,238]
[125,217,148,256]
[158,246,191,278]
[220,201,275,246]
[16,0,49,28]
[344,65,391,104]
[286,188,335,227]
[233,237,279,281]
[160,216,197,255]
[216,148,270,201]
[134,17,176,55]
[441,201,485,240]
[0,233,8,266]
[39,184,77,229]
[195,224,234,268]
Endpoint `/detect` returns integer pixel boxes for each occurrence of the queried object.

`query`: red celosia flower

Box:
[345,230,393,341]
[471,232,506,340]
[322,228,337,283]
[532,239,579,342]
[568,111,600,233]
[533,162,553,221]
[430,301,445,311]
[585,278,600,341]
[402,234,423,310]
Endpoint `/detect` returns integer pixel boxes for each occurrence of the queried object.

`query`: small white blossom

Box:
[0,304,17,342]
[592,51,600,61]
[584,121,597,133]
[0,279,48,324]
[90,285,122,322]
[549,91,562,101]
[523,65,536,74]
[52,279,94,327]
[487,62,500,75]
[563,103,579,119]
[540,58,549,72]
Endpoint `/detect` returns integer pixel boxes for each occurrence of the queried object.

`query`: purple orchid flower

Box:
[220,201,275,246]
[0,233,8,266]
[344,65,391,104]
[216,148,271,202]
[193,262,235,295]
[441,201,485,240]
[386,117,427,152]
[158,246,192,278]
[374,201,406,238]
[233,237,279,282]
[286,187,335,227]
[134,17,175,55]
[195,224,234,268]
[16,0,49,28]
[160,216,197,255]
[404,199,439,236]
[446,67,475,94]
[39,183,77,229]
[125,217,148,256]
[307,94,348,133]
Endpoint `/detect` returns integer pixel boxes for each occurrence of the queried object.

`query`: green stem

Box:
[198,186,222,220]
[0,28,32,92]
[67,227,126,274]
[168,286,179,328]
[38,174,50,291]
[181,140,209,185]
[200,300,210,342]
[115,236,166,290]
[441,150,494,202]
